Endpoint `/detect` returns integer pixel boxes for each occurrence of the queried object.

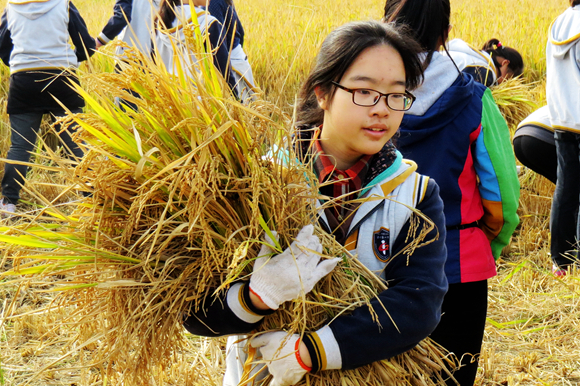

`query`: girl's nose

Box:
[369,95,390,117]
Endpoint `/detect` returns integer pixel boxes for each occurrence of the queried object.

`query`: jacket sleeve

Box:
[206,19,237,95]
[97,0,132,45]
[0,9,13,67]
[207,0,243,50]
[68,2,96,62]
[474,88,520,258]
[182,281,273,336]
[303,179,448,371]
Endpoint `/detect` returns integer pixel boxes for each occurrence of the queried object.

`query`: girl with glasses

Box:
[384,0,520,385]
[183,20,449,386]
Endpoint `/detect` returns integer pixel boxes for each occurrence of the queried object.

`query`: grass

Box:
[0,0,578,385]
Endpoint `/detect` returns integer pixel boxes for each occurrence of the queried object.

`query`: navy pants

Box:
[513,135,557,184]
[1,111,83,204]
[550,130,580,268]
[430,280,488,386]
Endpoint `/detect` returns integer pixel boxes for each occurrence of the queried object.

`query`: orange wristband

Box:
[295,338,312,372]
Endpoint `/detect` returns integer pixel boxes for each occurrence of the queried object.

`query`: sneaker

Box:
[0,198,17,218]
[552,263,567,277]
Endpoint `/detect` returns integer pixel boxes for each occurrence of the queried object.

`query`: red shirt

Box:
[311,137,371,243]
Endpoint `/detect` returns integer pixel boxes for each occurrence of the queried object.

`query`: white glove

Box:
[250,332,309,386]
[249,224,340,310]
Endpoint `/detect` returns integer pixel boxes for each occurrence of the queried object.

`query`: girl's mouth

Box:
[364,124,388,132]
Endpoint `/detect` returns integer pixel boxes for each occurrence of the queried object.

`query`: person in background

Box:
[183,20,449,386]
[154,0,236,93]
[95,0,160,57]
[0,0,95,217]
[207,0,256,98]
[547,0,580,275]
[447,38,524,87]
[514,106,557,184]
[384,0,520,384]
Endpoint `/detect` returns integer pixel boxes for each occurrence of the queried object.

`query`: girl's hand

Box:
[249,225,339,310]
[250,332,312,386]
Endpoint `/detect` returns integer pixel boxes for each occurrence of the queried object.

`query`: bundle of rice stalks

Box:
[1,27,454,386]
[490,77,537,130]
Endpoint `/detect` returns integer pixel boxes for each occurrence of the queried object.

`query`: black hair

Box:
[384,0,451,67]
[296,20,424,128]
[156,0,182,30]
[482,38,524,78]
[572,0,580,7]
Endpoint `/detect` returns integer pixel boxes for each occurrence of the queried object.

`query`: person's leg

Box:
[550,130,580,268]
[429,280,488,386]
[51,110,84,161]
[513,135,557,184]
[1,112,43,204]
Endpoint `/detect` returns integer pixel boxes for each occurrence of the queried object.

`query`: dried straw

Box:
[490,77,537,130]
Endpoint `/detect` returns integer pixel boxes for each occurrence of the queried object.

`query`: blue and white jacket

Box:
[0,0,95,73]
[183,150,448,372]
[546,4,580,133]
[97,0,160,56]
[154,5,235,92]
[446,38,497,87]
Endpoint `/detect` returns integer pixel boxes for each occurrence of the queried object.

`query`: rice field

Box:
[1,0,579,385]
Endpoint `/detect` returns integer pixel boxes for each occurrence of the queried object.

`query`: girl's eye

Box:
[355,89,372,96]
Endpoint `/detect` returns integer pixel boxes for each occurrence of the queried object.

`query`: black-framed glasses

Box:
[331,81,416,111]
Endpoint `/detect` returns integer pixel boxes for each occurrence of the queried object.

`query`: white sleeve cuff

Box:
[313,325,342,370]
[226,282,265,324]
[98,32,112,44]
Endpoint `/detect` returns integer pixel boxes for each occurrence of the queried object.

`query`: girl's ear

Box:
[314,86,329,110]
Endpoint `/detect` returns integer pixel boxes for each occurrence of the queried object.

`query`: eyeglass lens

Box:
[353,89,411,110]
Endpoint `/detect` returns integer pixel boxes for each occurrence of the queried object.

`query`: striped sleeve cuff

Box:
[97,33,111,45]
[226,282,273,324]
[302,325,342,373]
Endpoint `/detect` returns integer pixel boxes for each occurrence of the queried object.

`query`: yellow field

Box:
[1,0,579,385]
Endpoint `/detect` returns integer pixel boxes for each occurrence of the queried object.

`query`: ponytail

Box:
[482,38,524,78]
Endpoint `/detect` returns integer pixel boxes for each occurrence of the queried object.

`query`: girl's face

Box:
[316,44,407,170]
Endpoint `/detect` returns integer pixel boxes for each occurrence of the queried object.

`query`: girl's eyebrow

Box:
[347,75,406,87]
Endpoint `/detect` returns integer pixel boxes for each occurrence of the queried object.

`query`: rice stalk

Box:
[490,77,537,130]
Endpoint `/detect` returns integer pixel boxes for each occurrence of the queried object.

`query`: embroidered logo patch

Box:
[373,227,391,262]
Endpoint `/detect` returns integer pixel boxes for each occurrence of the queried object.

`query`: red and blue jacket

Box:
[396,52,520,284]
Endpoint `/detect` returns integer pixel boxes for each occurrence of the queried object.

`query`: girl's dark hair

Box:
[296,20,423,128]
[482,38,524,78]
[156,0,181,30]
[384,0,450,66]
[572,0,580,7]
